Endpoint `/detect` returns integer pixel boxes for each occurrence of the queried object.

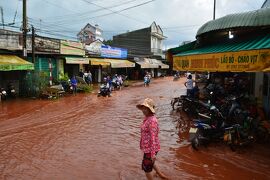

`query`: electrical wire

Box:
[40,0,140,21]
[34,0,153,27]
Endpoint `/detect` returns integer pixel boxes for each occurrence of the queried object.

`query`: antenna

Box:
[13,5,18,24]
[0,7,4,29]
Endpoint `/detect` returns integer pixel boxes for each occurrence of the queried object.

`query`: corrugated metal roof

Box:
[167,41,196,55]
[175,34,270,57]
[197,8,270,36]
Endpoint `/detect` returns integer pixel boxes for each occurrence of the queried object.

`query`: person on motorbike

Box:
[112,74,121,90]
[106,76,112,93]
[117,75,123,87]
[70,75,78,95]
[144,74,150,86]
[100,77,111,97]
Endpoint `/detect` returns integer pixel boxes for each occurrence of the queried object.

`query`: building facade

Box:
[112,22,166,58]
[77,23,104,45]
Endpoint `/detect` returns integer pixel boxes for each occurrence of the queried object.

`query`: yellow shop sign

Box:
[173,49,270,72]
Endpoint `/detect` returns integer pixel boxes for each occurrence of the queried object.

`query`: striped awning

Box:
[135,58,159,69]
[151,59,169,69]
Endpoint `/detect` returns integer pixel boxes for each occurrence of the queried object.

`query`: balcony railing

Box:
[151,48,163,55]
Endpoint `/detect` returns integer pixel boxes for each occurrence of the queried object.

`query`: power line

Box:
[40,0,140,21]
[27,0,155,32]
[42,0,78,13]
[78,0,154,25]
[19,0,157,38]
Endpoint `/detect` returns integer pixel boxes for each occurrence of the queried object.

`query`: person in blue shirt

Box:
[70,75,78,94]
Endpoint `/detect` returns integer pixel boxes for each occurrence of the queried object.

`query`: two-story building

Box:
[77,23,104,45]
[112,22,169,79]
[113,22,166,58]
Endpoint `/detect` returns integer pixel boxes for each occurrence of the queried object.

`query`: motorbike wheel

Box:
[229,134,238,151]
[182,100,189,112]
[1,95,7,101]
[172,98,183,110]
[229,143,237,152]
[191,137,200,150]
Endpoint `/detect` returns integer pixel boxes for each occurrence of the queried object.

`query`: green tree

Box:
[103,39,113,46]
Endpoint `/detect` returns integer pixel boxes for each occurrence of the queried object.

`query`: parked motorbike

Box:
[7,83,16,98]
[171,95,185,110]
[1,88,7,101]
[173,74,180,81]
[190,105,226,150]
[223,124,255,151]
[60,80,73,94]
[255,120,270,143]
[98,84,111,97]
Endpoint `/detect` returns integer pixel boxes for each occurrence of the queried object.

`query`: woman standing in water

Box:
[137,98,169,180]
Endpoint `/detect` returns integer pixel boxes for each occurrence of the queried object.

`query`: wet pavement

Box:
[0,77,270,180]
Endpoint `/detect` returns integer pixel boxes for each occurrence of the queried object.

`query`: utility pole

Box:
[22,0,27,58]
[32,26,35,63]
[213,0,216,20]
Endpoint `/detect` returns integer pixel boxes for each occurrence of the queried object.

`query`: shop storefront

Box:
[173,34,270,118]
[89,58,135,82]
[0,55,34,95]
[60,40,86,78]
[173,35,270,72]
[133,58,159,79]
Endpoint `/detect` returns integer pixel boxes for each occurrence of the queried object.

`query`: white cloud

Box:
[1,0,266,48]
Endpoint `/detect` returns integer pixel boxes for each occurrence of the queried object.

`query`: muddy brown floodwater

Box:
[0,77,270,180]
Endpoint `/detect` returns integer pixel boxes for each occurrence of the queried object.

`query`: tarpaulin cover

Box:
[0,55,34,71]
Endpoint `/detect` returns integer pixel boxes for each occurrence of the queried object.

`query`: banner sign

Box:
[101,45,127,59]
[60,40,85,56]
[173,49,270,72]
[33,36,60,54]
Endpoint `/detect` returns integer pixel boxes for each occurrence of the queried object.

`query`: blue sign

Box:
[101,45,128,59]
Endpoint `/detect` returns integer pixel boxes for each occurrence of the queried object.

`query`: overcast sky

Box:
[1,0,266,49]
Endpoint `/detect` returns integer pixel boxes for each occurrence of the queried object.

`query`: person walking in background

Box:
[70,75,78,95]
[84,70,92,85]
[83,70,88,84]
[79,69,84,78]
[87,71,92,85]
[136,98,169,180]
[184,74,194,97]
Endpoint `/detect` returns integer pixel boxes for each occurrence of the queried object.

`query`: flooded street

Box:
[0,77,270,180]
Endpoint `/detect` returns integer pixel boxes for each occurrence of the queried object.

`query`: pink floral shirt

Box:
[140,115,160,158]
